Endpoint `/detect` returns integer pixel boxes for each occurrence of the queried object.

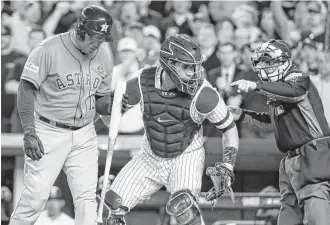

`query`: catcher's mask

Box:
[251,39,291,82]
[76,5,113,42]
[160,34,203,95]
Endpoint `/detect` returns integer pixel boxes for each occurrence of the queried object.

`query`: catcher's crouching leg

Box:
[166,189,204,225]
[96,190,129,225]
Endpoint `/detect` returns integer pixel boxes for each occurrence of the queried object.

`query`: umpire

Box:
[229,39,330,225]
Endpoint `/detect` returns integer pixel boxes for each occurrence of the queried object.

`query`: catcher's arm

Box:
[195,85,239,203]
[205,126,239,203]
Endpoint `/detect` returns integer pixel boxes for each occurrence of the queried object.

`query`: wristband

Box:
[23,127,35,136]
[223,147,238,166]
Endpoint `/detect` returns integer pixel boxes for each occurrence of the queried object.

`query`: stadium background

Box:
[1,1,329,225]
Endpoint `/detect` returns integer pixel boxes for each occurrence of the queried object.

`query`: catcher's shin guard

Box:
[96,190,128,225]
[166,189,203,225]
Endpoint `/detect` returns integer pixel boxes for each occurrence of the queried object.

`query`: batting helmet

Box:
[76,5,113,42]
[159,34,203,95]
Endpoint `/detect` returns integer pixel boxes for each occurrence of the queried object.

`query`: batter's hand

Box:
[23,128,44,160]
[121,94,129,114]
[227,105,242,121]
[205,162,235,202]
[110,92,129,114]
[230,80,257,93]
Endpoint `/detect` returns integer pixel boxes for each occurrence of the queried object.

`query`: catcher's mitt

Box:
[205,162,235,202]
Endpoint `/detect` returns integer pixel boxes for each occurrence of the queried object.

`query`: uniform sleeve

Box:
[206,95,235,132]
[239,110,273,131]
[195,85,235,132]
[96,46,113,96]
[20,46,50,89]
[256,73,310,103]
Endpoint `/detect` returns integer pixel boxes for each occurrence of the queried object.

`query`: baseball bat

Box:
[96,81,127,223]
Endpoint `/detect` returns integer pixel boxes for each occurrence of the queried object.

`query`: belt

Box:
[38,116,82,131]
[287,149,301,159]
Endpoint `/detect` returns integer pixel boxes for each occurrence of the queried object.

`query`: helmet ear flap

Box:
[76,15,86,40]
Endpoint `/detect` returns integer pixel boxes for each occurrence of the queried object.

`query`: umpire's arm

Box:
[238,109,273,131]
[255,73,310,103]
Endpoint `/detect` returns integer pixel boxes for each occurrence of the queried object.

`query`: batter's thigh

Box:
[10,120,72,225]
[110,151,163,209]
[63,124,98,225]
[168,149,205,198]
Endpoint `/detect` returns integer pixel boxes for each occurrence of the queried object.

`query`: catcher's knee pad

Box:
[166,189,202,225]
[96,190,128,225]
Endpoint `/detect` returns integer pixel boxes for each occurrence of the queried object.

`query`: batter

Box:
[10,5,115,225]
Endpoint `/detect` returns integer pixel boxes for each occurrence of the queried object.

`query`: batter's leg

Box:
[168,149,205,225]
[63,124,98,225]
[110,151,164,210]
[9,120,73,225]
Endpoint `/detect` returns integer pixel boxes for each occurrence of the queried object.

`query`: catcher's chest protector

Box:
[140,67,200,158]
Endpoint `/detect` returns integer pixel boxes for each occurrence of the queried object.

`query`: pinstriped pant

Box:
[110,147,205,209]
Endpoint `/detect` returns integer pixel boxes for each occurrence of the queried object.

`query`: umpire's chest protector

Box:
[140,67,201,158]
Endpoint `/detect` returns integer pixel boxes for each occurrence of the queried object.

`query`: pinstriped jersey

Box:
[126,66,234,157]
[21,32,112,127]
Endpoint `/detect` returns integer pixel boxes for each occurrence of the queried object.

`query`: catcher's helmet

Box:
[251,39,292,82]
[159,34,203,95]
[76,5,113,42]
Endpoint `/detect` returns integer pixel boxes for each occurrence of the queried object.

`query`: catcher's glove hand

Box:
[23,128,44,160]
[205,162,235,202]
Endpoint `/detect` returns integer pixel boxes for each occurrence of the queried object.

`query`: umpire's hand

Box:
[227,105,242,121]
[23,128,44,160]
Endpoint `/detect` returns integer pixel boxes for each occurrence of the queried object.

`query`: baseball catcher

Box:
[97,34,240,225]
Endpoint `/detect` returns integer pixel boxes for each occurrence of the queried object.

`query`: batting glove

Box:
[23,128,44,160]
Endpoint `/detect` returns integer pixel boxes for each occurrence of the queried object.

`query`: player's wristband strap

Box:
[223,147,238,167]
[23,127,36,136]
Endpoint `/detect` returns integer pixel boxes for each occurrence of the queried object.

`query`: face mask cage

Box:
[251,50,290,81]
[168,60,203,93]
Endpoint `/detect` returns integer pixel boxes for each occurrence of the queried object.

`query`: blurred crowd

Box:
[1,0,330,138]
